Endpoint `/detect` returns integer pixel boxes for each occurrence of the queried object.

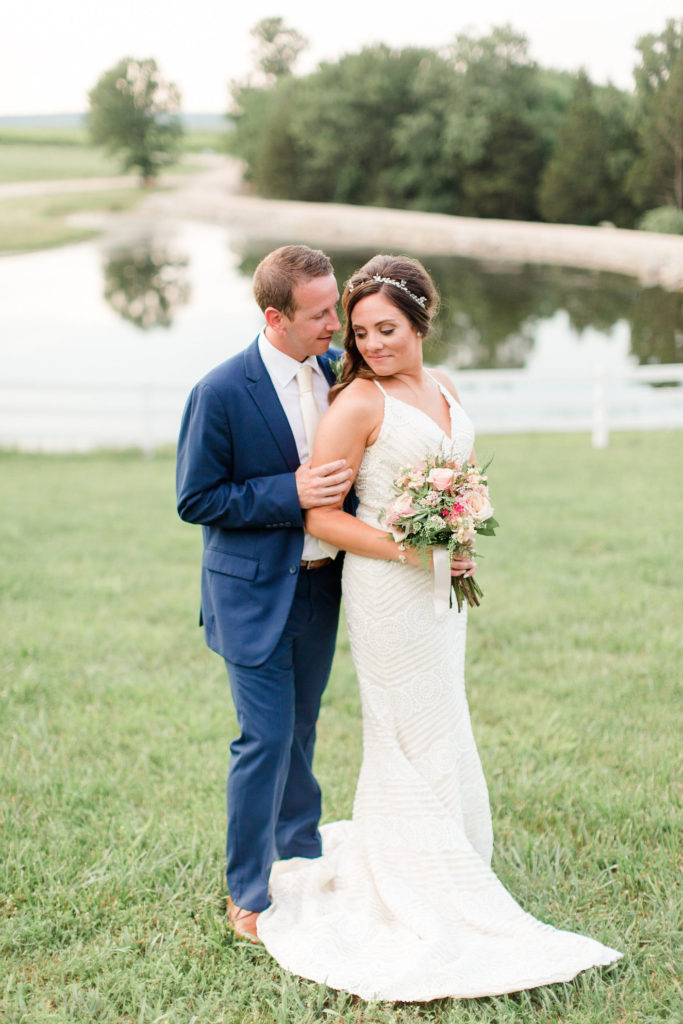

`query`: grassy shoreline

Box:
[1,433,680,1023]
[0,128,224,252]
[0,188,147,253]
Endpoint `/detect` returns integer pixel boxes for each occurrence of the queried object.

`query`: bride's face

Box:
[351,292,422,376]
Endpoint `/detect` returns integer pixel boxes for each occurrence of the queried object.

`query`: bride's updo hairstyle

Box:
[329,254,440,402]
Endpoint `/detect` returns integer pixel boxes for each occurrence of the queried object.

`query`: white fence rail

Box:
[1,364,681,453]
[457,364,683,449]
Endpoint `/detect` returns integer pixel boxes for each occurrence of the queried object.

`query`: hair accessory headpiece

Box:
[348,275,427,308]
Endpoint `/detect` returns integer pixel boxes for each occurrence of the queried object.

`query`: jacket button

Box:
[289,566,297,574]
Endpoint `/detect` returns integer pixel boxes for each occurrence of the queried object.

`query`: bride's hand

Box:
[450,555,476,578]
[396,548,475,578]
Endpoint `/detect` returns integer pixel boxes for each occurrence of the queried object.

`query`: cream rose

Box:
[463,488,493,522]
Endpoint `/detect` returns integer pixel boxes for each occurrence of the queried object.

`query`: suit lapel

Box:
[243,341,342,469]
[243,339,300,470]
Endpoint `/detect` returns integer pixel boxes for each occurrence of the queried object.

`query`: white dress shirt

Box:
[258,330,331,561]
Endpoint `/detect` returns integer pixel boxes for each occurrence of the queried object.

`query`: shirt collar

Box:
[258,329,323,387]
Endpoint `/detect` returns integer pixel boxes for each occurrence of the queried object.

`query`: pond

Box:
[1,221,681,450]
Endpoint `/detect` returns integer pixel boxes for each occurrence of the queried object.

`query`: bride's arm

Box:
[306,381,419,564]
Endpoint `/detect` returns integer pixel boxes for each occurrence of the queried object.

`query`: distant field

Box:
[0,142,124,182]
[0,127,91,146]
[181,129,226,153]
[0,128,226,182]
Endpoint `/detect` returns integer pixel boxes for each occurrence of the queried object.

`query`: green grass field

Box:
[1,433,680,1023]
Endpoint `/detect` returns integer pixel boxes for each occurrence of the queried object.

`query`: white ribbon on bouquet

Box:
[432,547,451,619]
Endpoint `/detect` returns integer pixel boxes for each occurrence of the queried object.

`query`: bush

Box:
[638,205,683,234]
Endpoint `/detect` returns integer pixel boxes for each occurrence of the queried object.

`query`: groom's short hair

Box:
[253,245,333,318]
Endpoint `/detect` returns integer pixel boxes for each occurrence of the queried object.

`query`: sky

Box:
[1,0,681,117]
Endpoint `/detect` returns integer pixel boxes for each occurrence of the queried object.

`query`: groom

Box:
[176,245,352,942]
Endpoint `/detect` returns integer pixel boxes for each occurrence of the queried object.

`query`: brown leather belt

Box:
[300,557,333,570]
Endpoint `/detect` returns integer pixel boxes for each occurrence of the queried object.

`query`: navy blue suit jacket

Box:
[176,338,344,667]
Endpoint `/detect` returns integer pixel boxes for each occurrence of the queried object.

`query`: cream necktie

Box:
[295,364,320,457]
[295,363,338,560]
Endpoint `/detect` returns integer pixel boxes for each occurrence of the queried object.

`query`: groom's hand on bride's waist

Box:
[296,458,353,509]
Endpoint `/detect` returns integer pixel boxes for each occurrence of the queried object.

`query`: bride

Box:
[256,254,621,1001]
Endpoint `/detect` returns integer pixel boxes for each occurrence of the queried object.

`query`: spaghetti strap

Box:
[373,379,389,397]
[425,368,457,409]
[425,368,447,396]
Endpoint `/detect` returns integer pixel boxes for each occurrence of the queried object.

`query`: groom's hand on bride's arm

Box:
[295,459,353,509]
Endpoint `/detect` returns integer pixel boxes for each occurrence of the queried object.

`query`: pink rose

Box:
[463,488,493,522]
[384,491,416,535]
[386,492,416,526]
[427,467,454,491]
[395,491,416,513]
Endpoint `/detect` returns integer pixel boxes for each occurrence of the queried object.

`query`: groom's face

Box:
[275,273,341,361]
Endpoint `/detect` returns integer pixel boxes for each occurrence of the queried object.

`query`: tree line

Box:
[86,18,683,231]
[226,18,683,230]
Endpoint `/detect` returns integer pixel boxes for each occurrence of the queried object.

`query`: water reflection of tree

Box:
[428,258,541,368]
[237,247,683,368]
[628,289,683,364]
[103,241,191,330]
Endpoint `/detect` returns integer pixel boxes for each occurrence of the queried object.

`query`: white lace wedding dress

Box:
[257,378,621,1001]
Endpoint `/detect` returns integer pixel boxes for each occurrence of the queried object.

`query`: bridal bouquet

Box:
[381,452,498,611]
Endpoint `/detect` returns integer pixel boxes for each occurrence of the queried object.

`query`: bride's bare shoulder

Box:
[331,378,383,414]
[318,377,383,452]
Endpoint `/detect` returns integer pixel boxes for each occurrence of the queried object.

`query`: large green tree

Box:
[280,46,431,205]
[538,73,617,224]
[88,58,183,182]
[387,27,549,219]
[629,19,683,209]
[230,44,430,204]
[228,18,307,191]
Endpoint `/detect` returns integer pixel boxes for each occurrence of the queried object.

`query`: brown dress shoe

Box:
[227,897,261,944]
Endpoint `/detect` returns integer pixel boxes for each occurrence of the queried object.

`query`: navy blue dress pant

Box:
[224,560,341,912]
